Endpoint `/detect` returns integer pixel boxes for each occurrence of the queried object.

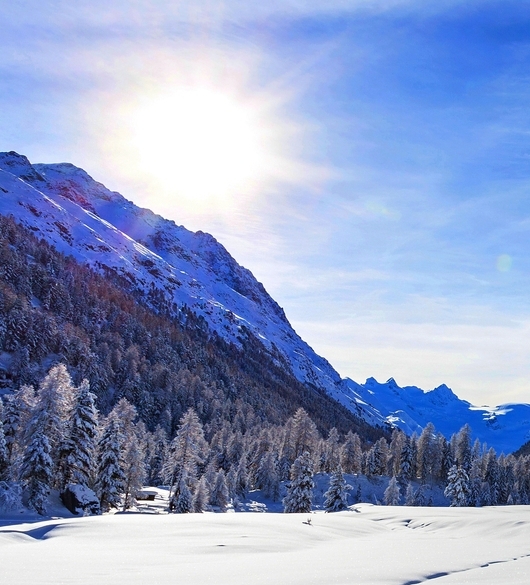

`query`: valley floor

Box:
[1,504,530,584]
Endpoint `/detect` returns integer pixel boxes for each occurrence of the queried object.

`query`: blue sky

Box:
[1,0,530,405]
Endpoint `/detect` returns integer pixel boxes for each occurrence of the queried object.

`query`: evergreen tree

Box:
[454,425,472,473]
[323,466,351,512]
[173,471,194,513]
[321,428,341,473]
[95,417,125,511]
[165,409,208,512]
[59,380,98,489]
[416,423,440,482]
[439,436,454,482]
[235,454,249,499]
[0,419,8,481]
[193,476,209,513]
[30,364,76,488]
[388,429,406,477]
[210,469,229,512]
[399,436,415,481]
[255,450,280,501]
[122,439,146,511]
[367,437,388,477]
[19,426,53,515]
[405,482,415,506]
[384,476,401,506]
[340,431,362,474]
[444,465,470,507]
[290,409,319,459]
[147,425,168,486]
[413,484,427,506]
[3,384,36,470]
[283,451,314,513]
[484,448,499,505]
[0,481,22,513]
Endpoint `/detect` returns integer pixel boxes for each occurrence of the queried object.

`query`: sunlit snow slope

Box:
[1,151,529,452]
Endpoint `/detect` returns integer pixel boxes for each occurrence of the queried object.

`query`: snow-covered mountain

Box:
[1,150,529,453]
[341,377,530,454]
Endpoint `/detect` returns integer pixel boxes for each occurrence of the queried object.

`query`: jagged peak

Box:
[431,383,454,395]
[0,151,46,184]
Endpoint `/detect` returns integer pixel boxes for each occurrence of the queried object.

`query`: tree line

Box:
[1,365,529,515]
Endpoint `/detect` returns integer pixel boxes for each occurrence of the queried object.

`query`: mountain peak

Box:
[0,151,46,184]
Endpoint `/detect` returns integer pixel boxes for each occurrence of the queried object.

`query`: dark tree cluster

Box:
[0,365,374,515]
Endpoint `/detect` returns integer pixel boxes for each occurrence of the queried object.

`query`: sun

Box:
[127,87,274,209]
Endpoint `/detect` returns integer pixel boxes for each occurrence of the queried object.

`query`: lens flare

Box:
[496,254,512,272]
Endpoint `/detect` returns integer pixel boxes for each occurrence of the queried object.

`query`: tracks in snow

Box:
[402,551,530,585]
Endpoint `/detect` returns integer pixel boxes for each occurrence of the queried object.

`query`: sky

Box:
[1,0,530,406]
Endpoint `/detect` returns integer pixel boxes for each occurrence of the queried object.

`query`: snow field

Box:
[2,505,530,585]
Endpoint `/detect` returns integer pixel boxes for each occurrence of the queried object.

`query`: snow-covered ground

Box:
[2,504,530,584]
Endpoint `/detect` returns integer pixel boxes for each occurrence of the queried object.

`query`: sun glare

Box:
[128,87,274,208]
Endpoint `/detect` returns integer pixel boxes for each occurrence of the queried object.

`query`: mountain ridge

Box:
[1,150,528,453]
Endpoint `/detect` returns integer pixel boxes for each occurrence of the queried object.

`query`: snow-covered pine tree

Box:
[58,379,98,489]
[0,480,22,513]
[340,431,362,475]
[210,469,229,512]
[323,465,351,512]
[147,425,167,486]
[416,423,439,482]
[0,418,8,481]
[484,448,499,505]
[19,425,53,515]
[290,409,319,459]
[384,476,401,506]
[283,451,314,513]
[165,408,208,512]
[454,424,472,474]
[235,455,249,499]
[32,364,76,487]
[122,439,146,511]
[226,467,237,501]
[412,483,427,506]
[388,429,406,477]
[405,482,415,506]
[444,465,470,507]
[173,471,194,513]
[192,476,209,513]
[2,384,36,472]
[468,457,483,507]
[95,416,125,512]
[321,428,340,473]
[399,436,415,481]
[255,450,281,501]
[480,480,492,506]
[439,436,454,482]
[366,437,388,477]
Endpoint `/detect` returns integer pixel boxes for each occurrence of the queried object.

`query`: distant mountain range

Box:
[1,150,528,453]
